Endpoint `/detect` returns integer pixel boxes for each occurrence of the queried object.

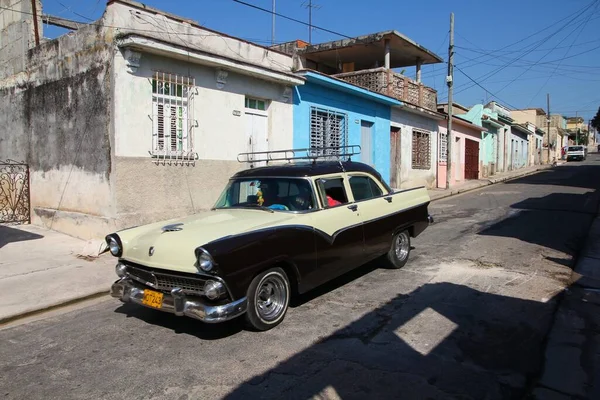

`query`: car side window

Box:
[316,177,348,208]
[349,175,383,201]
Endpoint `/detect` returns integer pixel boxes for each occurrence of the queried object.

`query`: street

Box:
[1,155,599,400]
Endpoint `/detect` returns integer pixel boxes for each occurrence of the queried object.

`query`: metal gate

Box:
[464,139,479,180]
[0,160,31,224]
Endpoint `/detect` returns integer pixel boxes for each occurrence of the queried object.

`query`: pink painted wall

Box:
[437,120,483,189]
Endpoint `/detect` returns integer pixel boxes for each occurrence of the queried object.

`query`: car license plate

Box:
[142,289,163,309]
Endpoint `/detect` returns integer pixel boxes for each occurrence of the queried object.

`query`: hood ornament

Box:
[161,223,183,232]
[149,246,155,256]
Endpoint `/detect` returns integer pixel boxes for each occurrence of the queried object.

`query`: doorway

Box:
[361,121,374,166]
[464,138,479,179]
[390,126,401,188]
[244,97,269,167]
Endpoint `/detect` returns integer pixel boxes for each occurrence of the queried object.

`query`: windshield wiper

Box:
[213,205,274,213]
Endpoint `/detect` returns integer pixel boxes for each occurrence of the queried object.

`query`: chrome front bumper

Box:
[110,278,247,323]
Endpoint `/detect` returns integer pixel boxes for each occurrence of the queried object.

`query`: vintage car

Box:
[107,148,433,331]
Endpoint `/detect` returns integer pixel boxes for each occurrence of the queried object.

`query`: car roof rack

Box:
[237,145,361,167]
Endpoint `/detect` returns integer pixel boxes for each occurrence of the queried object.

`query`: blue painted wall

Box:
[293,82,393,184]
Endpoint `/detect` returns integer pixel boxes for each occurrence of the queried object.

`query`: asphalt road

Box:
[2,155,600,400]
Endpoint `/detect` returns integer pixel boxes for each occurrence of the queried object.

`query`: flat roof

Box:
[299,30,443,70]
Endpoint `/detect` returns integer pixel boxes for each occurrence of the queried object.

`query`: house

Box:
[291,70,401,184]
[275,31,445,189]
[508,124,531,170]
[512,108,566,163]
[565,116,588,145]
[0,0,304,239]
[454,104,503,178]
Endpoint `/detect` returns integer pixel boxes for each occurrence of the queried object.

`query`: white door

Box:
[361,121,374,166]
[245,112,268,166]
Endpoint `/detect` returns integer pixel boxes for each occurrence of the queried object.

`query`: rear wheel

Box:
[382,230,411,269]
[245,267,290,331]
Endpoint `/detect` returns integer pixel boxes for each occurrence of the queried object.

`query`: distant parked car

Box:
[105,146,433,331]
[566,145,586,161]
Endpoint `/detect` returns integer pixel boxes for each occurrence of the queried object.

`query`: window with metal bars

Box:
[151,72,195,157]
[309,107,348,158]
[412,129,431,169]
[439,132,448,162]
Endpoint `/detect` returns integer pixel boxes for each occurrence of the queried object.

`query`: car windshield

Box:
[213,177,317,212]
[568,146,584,151]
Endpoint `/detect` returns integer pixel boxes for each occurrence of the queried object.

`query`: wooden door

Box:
[465,139,479,180]
[390,127,401,188]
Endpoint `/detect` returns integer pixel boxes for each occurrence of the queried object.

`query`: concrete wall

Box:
[294,82,392,184]
[0,21,114,240]
[112,50,294,228]
[391,108,439,189]
[0,0,42,79]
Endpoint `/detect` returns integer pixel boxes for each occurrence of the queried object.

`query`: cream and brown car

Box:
[107,151,433,331]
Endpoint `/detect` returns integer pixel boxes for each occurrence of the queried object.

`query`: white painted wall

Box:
[105,1,293,74]
[113,51,294,159]
[391,108,440,189]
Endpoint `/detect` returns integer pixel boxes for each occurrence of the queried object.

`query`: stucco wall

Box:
[0,22,114,240]
[391,108,439,189]
[112,50,294,223]
[437,121,482,187]
[293,83,392,184]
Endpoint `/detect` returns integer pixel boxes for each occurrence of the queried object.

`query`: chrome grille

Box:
[125,265,207,296]
[155,275,207,295]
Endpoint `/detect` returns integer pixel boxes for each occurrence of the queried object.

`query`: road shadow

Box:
[113,303,244,340]
[0,225,43,249]
[224,282,561,400]
[504,158,600,190]
[478,191,597,256]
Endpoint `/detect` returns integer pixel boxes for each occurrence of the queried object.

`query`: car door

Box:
[303,174,365,288]
[347,173,407,260]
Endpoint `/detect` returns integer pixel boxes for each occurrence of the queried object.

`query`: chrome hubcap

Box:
[256,274,287,322]
[395,232,410,261]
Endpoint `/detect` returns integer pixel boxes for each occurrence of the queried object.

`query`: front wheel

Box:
[382,230,411,269]
[245,267,290,331]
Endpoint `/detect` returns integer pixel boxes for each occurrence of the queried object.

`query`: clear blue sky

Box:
[41,0,600,123]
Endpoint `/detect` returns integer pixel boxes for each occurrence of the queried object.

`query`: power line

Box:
[454,66,519,110]
[232,0,353,40]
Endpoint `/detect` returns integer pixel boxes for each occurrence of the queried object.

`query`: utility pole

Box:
[271,0,275,46]
[547,93,551,163]
[576,111,579,145]
[446,13,454,189]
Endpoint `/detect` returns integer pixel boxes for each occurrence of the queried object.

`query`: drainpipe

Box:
[384,39,391,69]
[416,57,422,83]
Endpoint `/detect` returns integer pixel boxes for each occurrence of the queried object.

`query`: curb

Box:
[430,165,553,202]
[0,290,110,327]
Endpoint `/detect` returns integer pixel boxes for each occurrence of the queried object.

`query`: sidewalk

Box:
[0,224,116,324]
[427,163,555,202]
[532,204,600,399]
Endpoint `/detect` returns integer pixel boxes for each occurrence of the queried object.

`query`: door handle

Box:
[384,196,393,203]
[347,204,358,212]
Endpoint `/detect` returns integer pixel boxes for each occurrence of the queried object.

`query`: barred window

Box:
[412,129,431,169]
[152,71,195,157]
[309,107,348,158]
[439,132,448,162]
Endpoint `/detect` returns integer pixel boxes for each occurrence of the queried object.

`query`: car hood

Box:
[116,209,297,273]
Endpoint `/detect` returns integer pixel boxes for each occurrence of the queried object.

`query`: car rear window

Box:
[568,146,584,151]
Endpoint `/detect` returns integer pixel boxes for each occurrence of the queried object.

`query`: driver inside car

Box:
[259,181,282,207]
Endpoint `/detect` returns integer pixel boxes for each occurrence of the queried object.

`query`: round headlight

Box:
[204,280,224,300]
[115,262,127,278]
[198,252,214,272]
[108,237,121,257]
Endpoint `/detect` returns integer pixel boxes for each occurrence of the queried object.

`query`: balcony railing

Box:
[333,67,438,111]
